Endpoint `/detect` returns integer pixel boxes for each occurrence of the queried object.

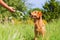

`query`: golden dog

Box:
[31,11,46,40]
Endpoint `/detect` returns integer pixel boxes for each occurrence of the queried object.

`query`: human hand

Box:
[8,7,15,12]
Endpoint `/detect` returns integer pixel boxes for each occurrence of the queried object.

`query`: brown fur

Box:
[31,11,46,40]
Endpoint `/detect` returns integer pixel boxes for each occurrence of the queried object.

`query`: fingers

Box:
[8,7,16,12]
[10,7,15,12]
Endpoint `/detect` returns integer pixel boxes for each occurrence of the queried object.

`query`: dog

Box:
[31,11,46,40]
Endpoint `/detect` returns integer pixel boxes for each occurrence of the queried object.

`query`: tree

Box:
[43,0,60,21]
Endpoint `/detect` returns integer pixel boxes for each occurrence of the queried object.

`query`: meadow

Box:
[0,19,60,40]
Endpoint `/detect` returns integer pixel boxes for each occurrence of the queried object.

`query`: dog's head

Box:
[31,11,42,19]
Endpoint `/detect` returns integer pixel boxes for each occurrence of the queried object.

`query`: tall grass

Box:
[0,19,60,40]
[45,19,60,40]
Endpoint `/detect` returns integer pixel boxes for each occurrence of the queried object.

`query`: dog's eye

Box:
[35,11,36,13]
[31,15,36,17]
[34,16,36,17]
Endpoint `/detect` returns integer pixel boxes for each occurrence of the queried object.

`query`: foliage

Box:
[0,0,27,22]
[43,0,60,21]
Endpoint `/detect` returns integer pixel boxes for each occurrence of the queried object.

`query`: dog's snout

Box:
[31,15,37,18]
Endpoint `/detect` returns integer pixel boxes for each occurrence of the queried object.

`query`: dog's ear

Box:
[38,11,42,17]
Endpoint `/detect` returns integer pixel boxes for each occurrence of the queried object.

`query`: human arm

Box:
[0,0,15,12]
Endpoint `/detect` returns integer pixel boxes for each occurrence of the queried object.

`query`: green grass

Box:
[0,19,60,40]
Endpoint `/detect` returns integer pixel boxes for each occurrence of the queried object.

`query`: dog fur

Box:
[31,11,46,40]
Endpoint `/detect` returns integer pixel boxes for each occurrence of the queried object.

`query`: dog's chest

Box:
[34,20,40,28]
